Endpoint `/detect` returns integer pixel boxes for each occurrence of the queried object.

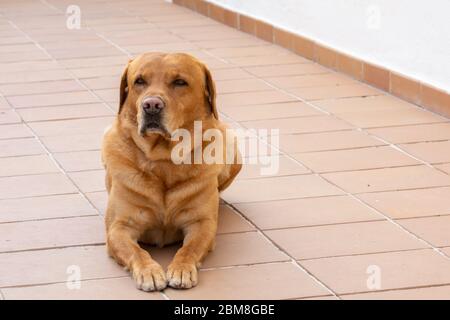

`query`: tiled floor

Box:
[1,0,450,300]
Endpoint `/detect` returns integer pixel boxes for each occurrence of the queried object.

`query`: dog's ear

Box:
[203,64,218,120]
[118,60,132,114]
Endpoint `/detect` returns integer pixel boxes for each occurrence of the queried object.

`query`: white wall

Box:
[208,0,450,92]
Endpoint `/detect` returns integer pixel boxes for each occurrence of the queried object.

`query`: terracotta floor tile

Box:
[201,232,289,268]
[301,249,450,294]
[0,43,38,53]
[185,28,248,40]
[300,295,339,300]
[314,95,413,113]
[342,285,450,300]
[71,66,123,79]
[0,69,73,84]
[0,98,9,110]
[210,68,253,81]
[200,57,233,70]
[41,133,103,152]
[228,54,309,67]
[436,163,450,174]
[93,88,119,103]
[0,138,44,158]
[222,101,321,121]
[0,109,21,124]
[208,45,288,58]
[323,165,450,194]
[17,103,113,122]
[245,63,329,77]
[42,39,113,51]
[48,47,123,59]
[85,191,108,214]
[8,91,100,108]
[241,115,353,135]
[2,277,163,300]
[165,262,329,300]
[293,146,419,173]
[0,79,84,96]
[357,187,450,219]
[170,25,234,37]
[266,73,356,89]
[336,108,446,128]
[146,230,288,270]
[69,169,105,193]
[279,130,384,153]
[217,205,255,234]
[28,117,114,137]
[398,216,450,247]
[0,61,60,73]
[0,51,49,63]
[0,245,125,287]
[60,56,127,68]
[238,155,310,179]
[235,195,381,230]
[54,150,102,172]
[221,174,344,203]
[0,123,33,140]
[215,78,273,94]
[218,90,297,107]
[0,216,104,253]
[0,173,77,199]
[0,36,30,45]
[368,123,450,144]
[400,141,450,164]
[80,76,118,90]
[0,154,59,177]
[267,221,426,260]
[289,84,381,101]
[0,193,97,223]
[194,38,266,50]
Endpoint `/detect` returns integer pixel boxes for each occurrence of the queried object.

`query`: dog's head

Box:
[118,52,218,138]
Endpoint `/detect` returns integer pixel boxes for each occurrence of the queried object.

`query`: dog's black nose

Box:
[142,97,165,114]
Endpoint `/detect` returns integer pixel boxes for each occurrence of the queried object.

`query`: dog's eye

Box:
[134,77,146,85]
[173,79,188,87]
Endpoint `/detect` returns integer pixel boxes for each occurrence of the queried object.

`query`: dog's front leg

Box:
[167,218,217,289]
[107,222,167,291]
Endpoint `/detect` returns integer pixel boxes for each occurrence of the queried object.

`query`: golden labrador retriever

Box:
[102,52,241,291]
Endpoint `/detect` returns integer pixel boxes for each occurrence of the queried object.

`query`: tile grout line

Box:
[0,274,132,290]
[337,282,450,298]
[0,214,100,226]
[0,242,106,255]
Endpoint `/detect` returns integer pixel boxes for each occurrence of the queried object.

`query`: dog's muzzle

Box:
[139,96,167,136]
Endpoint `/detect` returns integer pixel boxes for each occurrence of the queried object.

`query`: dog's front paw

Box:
[166,261,198,289]
[132,262,167,292]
